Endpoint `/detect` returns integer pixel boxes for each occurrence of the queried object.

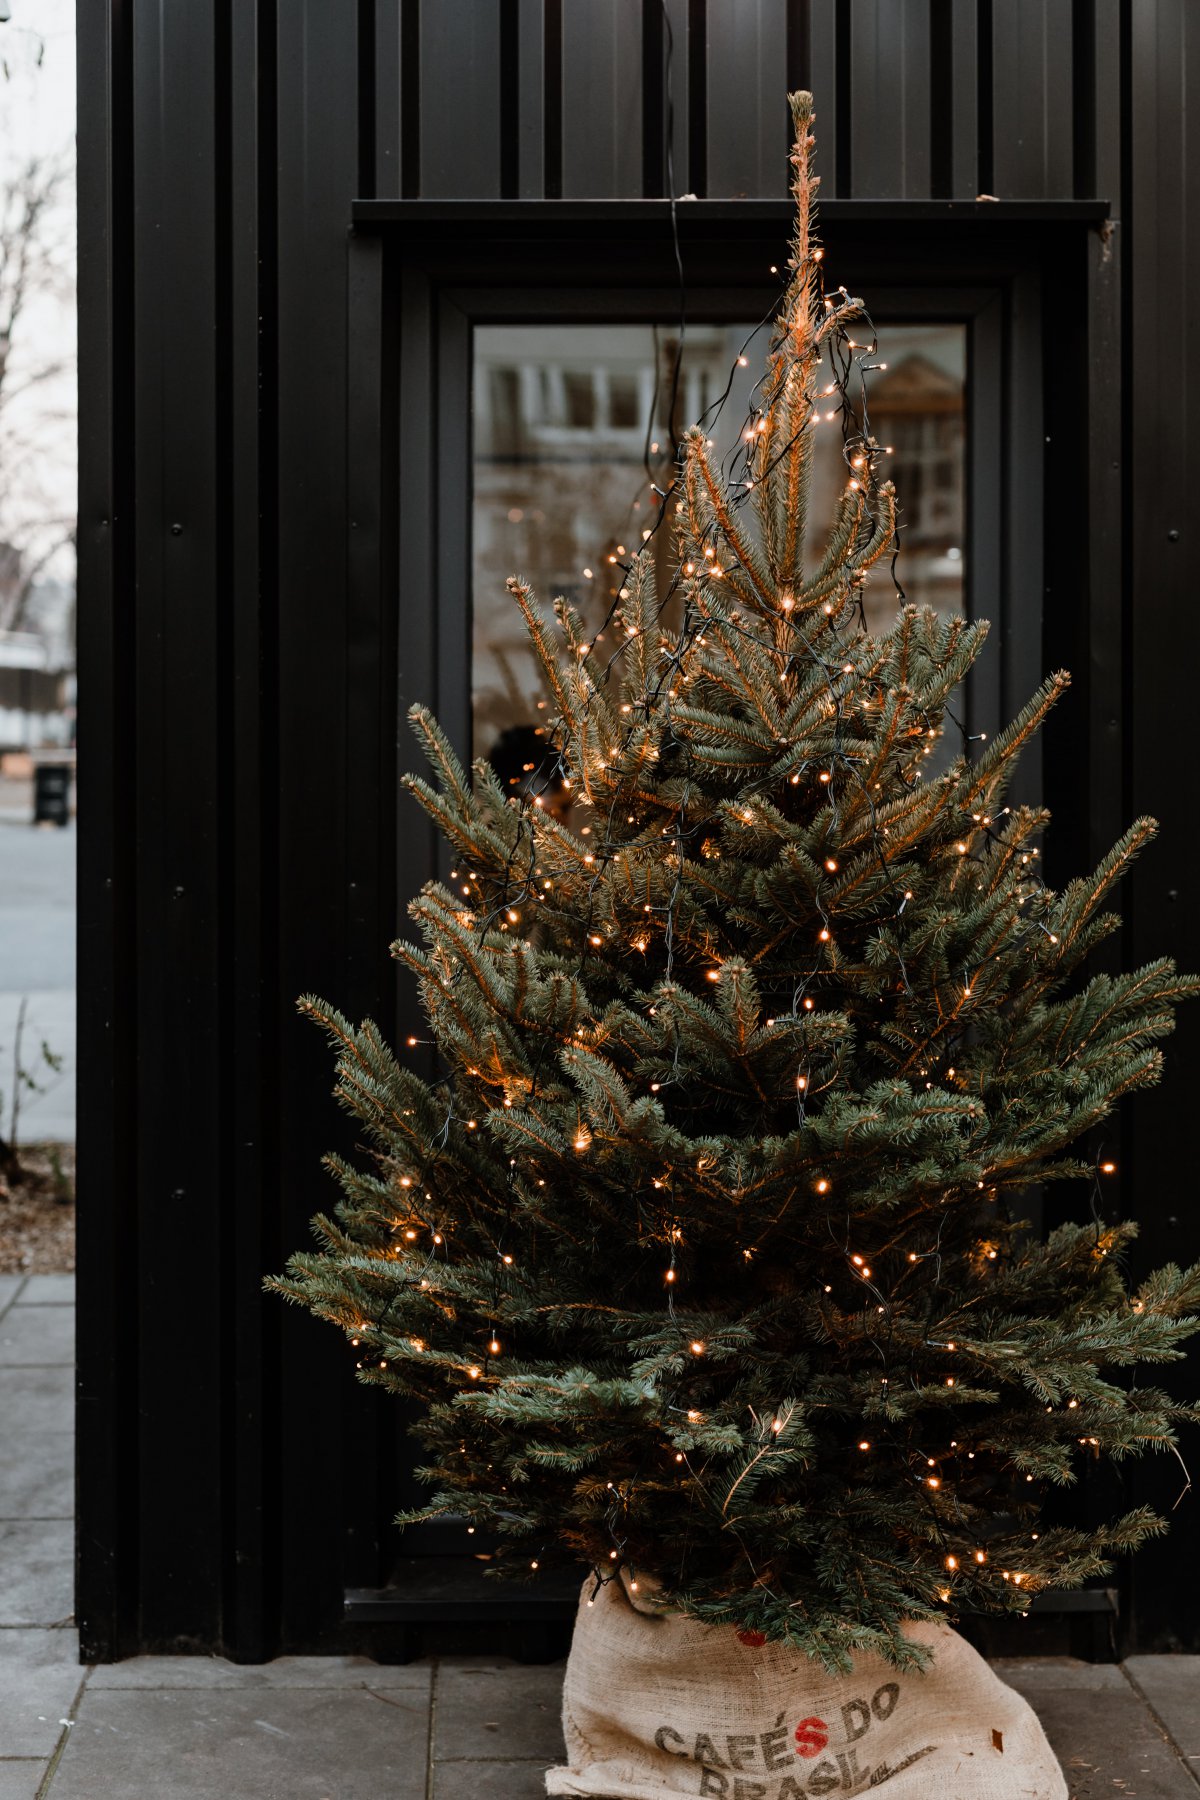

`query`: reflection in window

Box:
[472,322,965,767]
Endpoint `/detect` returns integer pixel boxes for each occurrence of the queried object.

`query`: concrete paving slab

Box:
[0,1280,25,1320]
[0,1627,84,1757]
[0,1430,72,1521]
[0,1366,72,1436]
[51,1685,430,1800]
[89,1655,433,1691]
[1125,1658,1200,1770]
[0,1761,49,1800]
[432,1661,565,1764]
[0,1520,74,1625]
[433,1761,554,1799]
[999,1661,1195,1799]
[16,1276,73,1307]
[0,1306,74,1367]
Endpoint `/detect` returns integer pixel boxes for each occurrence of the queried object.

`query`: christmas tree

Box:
[271,92,1200,1670]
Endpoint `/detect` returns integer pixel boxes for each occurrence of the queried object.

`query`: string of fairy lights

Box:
[331,95,1158,1616]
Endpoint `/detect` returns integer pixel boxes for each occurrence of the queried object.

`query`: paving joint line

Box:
[34,1665,92,1798]
[1119,1661,1200,1792]
[437,1755,556,1765]
[424,1658,439,1800]
[0,1277,28,1324]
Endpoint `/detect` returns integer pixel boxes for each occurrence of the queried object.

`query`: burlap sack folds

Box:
[545,1575,1066,1799]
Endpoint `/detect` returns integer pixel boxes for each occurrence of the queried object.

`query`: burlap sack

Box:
[546,1576,1066,1799]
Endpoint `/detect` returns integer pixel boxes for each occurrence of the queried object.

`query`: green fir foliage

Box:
[269,92,1200,1670]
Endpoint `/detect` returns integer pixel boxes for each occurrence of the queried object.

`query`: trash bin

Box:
[33,763,71,827]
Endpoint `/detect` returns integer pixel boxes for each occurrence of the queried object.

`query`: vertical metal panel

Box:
[518,0,547,197]
[1090,0,1121,202]
[848,1,931,198]
[560,3,643,197]
[662,0,691,199]
[1126,0,1200,1654]
[76,0,139,1665]
[223,0,271,1656]
[686,0,707,197]
[705,0,789,197]
[806,0,840,197]
[273,0,365,1644]
[129,0,225,1645]
[374,1,403,197]
[949,0,979,197]
[989,0,1074,198]
[419,1,503,198]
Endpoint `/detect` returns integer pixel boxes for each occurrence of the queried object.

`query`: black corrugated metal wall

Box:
[77,0,1200,1660]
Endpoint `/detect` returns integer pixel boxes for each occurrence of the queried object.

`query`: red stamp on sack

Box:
[793,1716,829,1757]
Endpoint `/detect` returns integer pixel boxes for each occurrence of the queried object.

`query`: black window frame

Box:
[343,198,1107,1623]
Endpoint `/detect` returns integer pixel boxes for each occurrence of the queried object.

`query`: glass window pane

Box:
[472,321,966,768]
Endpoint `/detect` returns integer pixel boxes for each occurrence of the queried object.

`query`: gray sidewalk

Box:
[1,1275,1198,1798]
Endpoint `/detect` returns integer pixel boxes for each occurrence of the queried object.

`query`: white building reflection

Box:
[473,322,964,764]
